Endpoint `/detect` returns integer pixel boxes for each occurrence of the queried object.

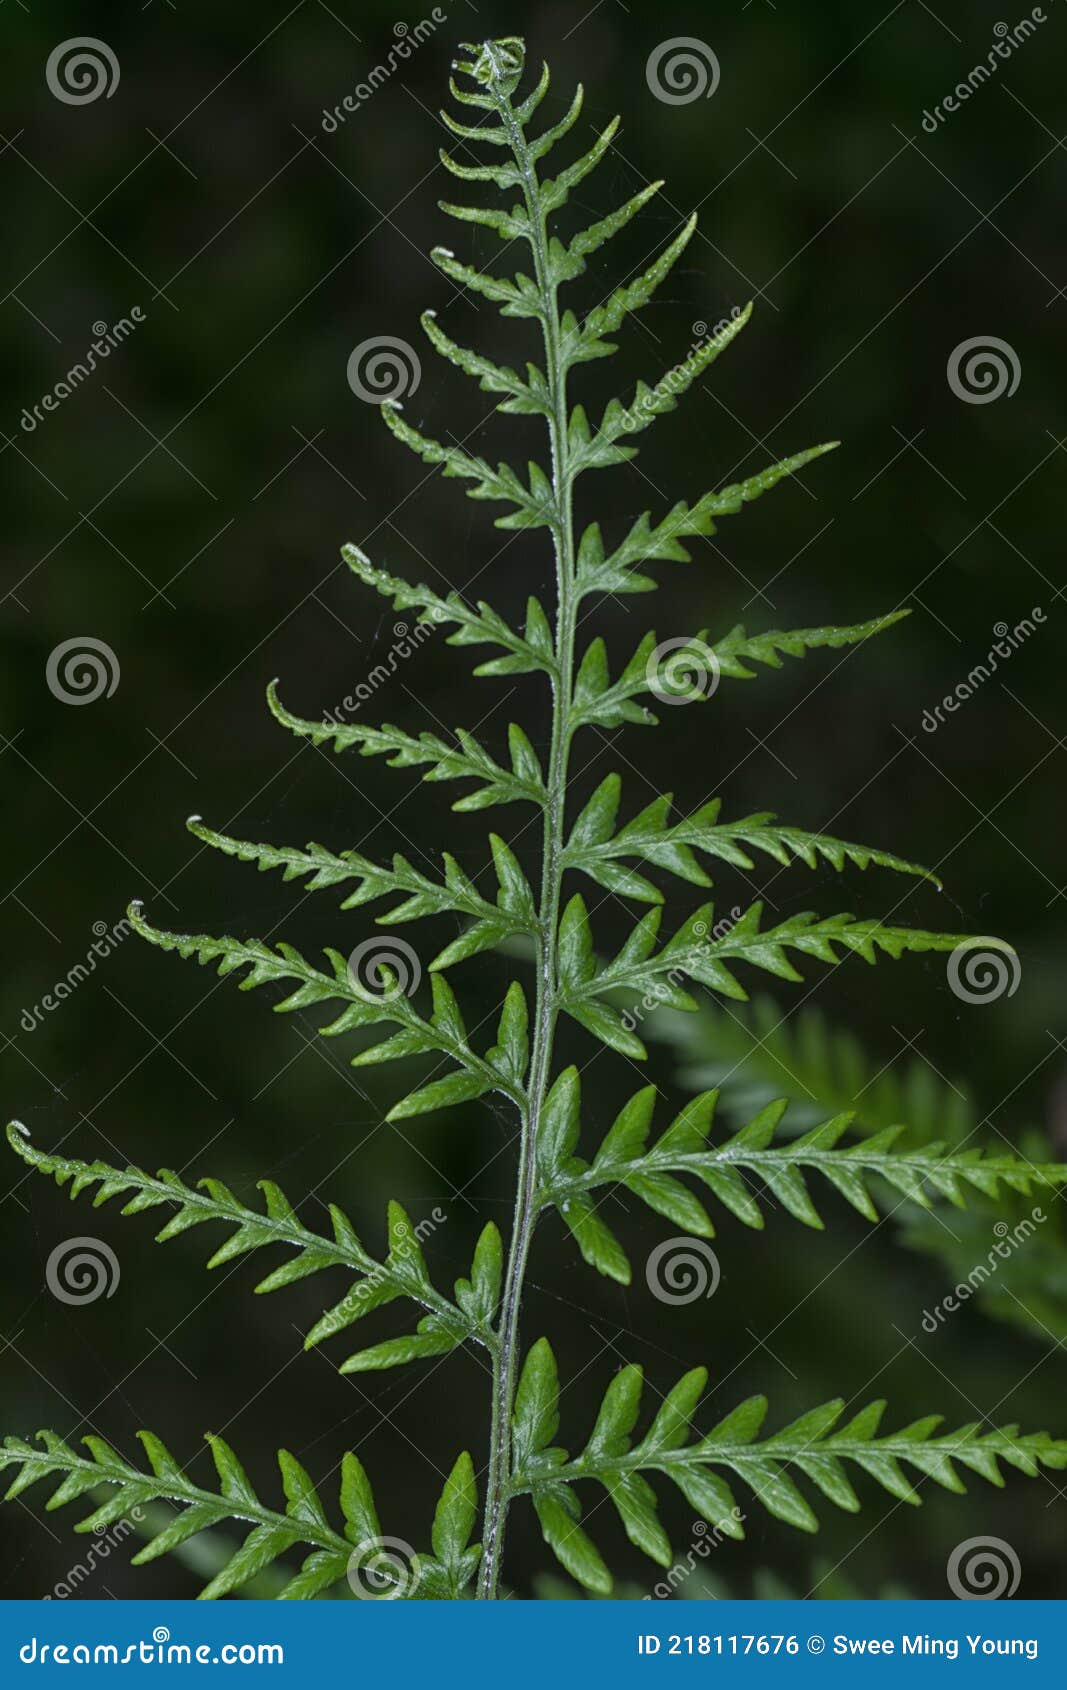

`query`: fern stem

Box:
[477,50,579,1601]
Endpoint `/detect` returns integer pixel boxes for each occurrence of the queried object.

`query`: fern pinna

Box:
[6,36,1066,1601]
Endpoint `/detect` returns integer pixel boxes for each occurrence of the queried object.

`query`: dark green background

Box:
[2,0,1064,1599]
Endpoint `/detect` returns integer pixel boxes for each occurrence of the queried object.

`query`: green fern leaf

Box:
[533,1088,1067,1283]
[509,1346,1067,1592]
[266,680,545,810]
[0,1430,479,1600]
[7,1123,500,1372]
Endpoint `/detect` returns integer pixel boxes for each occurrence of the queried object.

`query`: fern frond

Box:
[430,247,541,317]
[562,774,938,904]
[266,680,545,811]
[567,216,697,366]
[342,543,555,678]
[187,816,536,968]
[578,305,753,471]
[566,181,664,264]
[127,903,527,1119]
[7,35,1043,1605]
[7,1123,499,1372]
[532,1085,1067,1284]
[558,895,975,1056]
[0,1431,479,1600]
[383,401,555,531]
[712,610,911,678]
[421,312,550,418]
[575,443,839,598]
[573,613,907,728]
[509,1342,1067,1593]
